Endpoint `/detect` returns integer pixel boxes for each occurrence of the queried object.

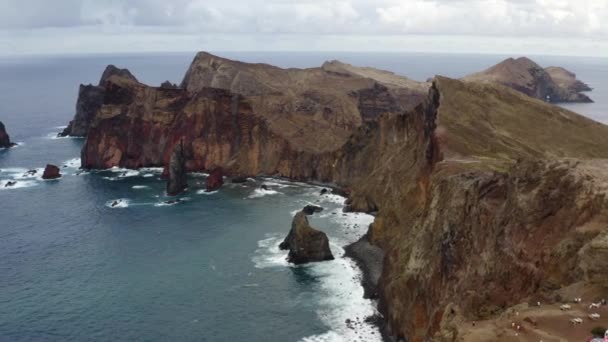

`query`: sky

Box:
[0,0,606,57]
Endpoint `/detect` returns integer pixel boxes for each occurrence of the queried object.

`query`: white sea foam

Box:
[139,167,164,174]
[142,174,154,178]
[62,158,81,168]
[0,179,38,190]
[105,199,130,208]
[248,188,281,199]
[252,235,290,269]
[196,189,218,195]
[132,185,150,189]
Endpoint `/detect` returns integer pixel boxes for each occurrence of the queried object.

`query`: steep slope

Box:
[463,57,592,103]
[545,65,592,93]
[0,121,16,148]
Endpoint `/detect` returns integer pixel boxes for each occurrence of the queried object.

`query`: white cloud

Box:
[0,0,606,56]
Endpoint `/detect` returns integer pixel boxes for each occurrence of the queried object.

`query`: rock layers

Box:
[42,164,61,179]
[280,210,334,264]
[166,139,188,196]
[65,52,608,341]
[463,57,593,103]
[0,121,16,148]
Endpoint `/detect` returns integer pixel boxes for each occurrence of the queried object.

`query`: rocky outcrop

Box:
[60,65,139,137]
[303,204,323,215]
[545,66,592,93]
[206,168,224,192]
[279,210,334,264]
[463,57,593,103]
[42,164,61,179]
[160,81,178,89]
[0,121,16,148]
[166,139,188,196]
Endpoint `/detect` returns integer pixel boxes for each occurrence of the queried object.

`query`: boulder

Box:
[0,121,16,148]
[260,184,269,190]
[166,140,188,196]
[41,164,61,179]
[206,168,224,192]
[303,204,324,215]
[279,210,334,264]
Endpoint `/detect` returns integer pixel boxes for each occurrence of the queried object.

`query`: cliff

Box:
[463,57,593,103]
[0,121,16,148]
[68,53,608,341]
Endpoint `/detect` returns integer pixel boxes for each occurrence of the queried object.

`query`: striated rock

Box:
[463,57,593,103]
[206,168,224,192]
[41,164,61,179]
[0,121,16,148]
[279,210,334,264]
[166,139,188,196]
[61,65,138,137]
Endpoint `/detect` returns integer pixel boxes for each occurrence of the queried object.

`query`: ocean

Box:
[0,52,606,342]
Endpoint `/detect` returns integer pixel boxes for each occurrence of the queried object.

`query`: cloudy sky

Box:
[1,0,606,56]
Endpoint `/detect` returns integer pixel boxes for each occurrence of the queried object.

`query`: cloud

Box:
[0,0,606,56]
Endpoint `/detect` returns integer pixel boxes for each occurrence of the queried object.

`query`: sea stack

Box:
[279,210,334,264]
[41,164,61,179]
[205,169,224,192]
[166,140,188,196]
[0,121,16,148]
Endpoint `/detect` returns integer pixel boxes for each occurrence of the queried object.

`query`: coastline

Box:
[343,231,393,342]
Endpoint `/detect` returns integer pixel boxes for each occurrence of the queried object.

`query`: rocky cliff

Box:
[0,121,16,148]
[463,57,593,103]
[60,65,138,137]
[67,53,608,341]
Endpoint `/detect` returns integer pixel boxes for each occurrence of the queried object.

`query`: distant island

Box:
[60,53,608,341]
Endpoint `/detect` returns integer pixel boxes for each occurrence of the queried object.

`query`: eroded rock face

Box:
[206,168,224,192]
[463,57,592,103]
[42,164,61,179]
[166,140,188,196]
[61,65,139,137]
[279,211,334,264]
[0,121,16,148]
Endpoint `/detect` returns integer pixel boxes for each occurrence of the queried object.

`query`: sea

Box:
[0,52,606,342]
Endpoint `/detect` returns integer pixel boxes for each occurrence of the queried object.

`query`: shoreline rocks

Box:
[166,140,188,196]
[303,204,323,215]
[206,168,224,192]
[41,164,61,179]
[0,121,16,148]
[279,210,334,264]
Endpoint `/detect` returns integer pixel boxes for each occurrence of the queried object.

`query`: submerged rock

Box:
[0,121,16,148]
[231,176,248,183]
[206,168,224,192]
[41,164,61,180]
[166,140,188,196]
[5,181,16,187]
[279,210,334,264]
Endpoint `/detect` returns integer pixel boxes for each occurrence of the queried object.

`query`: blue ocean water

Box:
[0,52,606,341]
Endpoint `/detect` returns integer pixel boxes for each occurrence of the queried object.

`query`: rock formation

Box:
[206,169,224,192]
[60,65,138,137]
[166,139,188,196]
[0,121,16,148]
[463,57,593,103]
[279,210,334,264]
[65,52,608,341]
[42,164,61,179]
[302,204,323,215]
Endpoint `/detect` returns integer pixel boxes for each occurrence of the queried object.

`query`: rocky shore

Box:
[0,121,16,148]
[61,52,608,341]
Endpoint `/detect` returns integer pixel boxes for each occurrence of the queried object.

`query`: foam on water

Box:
[0,179,38,190]
[196,189,218,195]
[252,234,290,269]
[248,188,281,199]
[105,199,130,208]
[63,158,81,169]
[132,185,150,189]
